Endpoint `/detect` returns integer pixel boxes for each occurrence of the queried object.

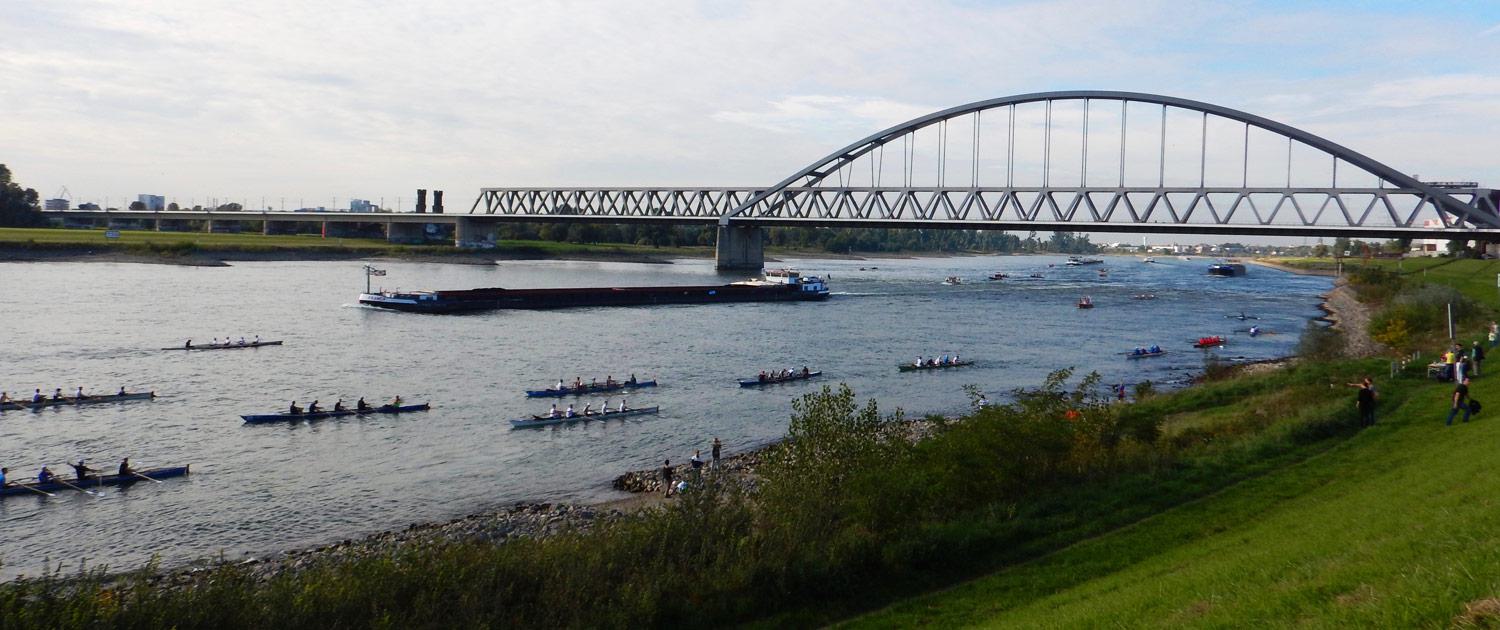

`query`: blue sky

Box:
[0,0,1496,213]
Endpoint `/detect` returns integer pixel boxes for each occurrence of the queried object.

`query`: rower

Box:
[289,401,303,415]
[549,403,559,418]
[32,389,43,404]
[117,386,126,396]
[185,339,193,349]
[333,399,346,412]
[238,337,247,346]
[212,337,219,346]
[357,397,370,412]
[391,395,402,407]
[583,403,593,416]
[556,379,565,391]
[565,404,576,418]
[618,398,627,412]
[915,356,922,367]
[627,373,637,385]
[0,467,7,487]
[76,386,86,400]
[952,354,960,364]
[802,366,810,376]
[573,376,583,388]
[253,335,260,344]
[606,375,616,386]
[38,466,54,484]
[601,399,611,414]
[308,400,321,414]
[119,457,133,477]
[759,371,767,382]
[71,459,94,482]
[0,392,8,404]
[52,388,63,401]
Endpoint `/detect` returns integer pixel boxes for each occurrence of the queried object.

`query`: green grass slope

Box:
[851,264,1500,628]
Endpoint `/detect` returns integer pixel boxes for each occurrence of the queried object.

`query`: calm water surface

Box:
[0,254,1329,578]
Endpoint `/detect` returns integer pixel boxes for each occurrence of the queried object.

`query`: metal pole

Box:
[1081,99,1090,187]
[1199,111,1207,188]
[972,111,980,188]
[1158,105,1166,188]
[1242,122,1249,188]
[1286,137,1293,188]
[1007,105,1015,188]
[1332,155,1338,188]
[1448,303,1455,340]
[1043,100,1052,188]
[1119,100,1127,187]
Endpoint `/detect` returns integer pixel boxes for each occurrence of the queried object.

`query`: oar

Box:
[15,483,56,498]
[52,477,102,498]
[129,470,163,484]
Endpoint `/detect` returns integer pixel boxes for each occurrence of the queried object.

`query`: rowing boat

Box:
[1193,337,1227,349]
[898,360,974,372]
[241,403,430,424]
[0,392,155,411]
[739,371,822,387]
[1126,350,1167,359]
[161,340,283,351]
[0,465,189,498]
[524,379,657,398]
[510,405,660,428]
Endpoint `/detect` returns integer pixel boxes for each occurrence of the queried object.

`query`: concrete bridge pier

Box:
[453,216,491,247]
[387,222,424,243]
[714,224,764,271]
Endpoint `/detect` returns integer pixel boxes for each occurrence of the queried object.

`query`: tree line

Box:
[0,164,44,227]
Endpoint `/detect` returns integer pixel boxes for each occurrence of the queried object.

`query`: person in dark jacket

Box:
[1447,377,1472,426]
[1347,376,1376,426]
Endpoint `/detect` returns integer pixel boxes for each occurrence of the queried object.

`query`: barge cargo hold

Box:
[358,270,830,314]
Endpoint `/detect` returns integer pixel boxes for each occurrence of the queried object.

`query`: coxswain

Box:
[357,397,370,412]
[32,389,43,404]
[38,466,54,484]
[119,458,133,477]
[76,386,86,400]
[117,386,126,396]
[71,459,94,482]
[185,339,193,349]
[565,404,576,418]
[52,388,63,401]
[759,371,767,382]
[307,400,321,414]
[333,399,345,412]
[549,403,559,418]
[391,395,402,407]
[289,401,302,415]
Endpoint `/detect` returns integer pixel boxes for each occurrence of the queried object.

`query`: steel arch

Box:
[724,90,1497,228]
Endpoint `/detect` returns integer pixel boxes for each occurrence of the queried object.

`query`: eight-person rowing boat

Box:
[164,336,282,351]
[740,367,820,387]
[510,404,660,428]
[242,397,430,424]
[525,375,656,398]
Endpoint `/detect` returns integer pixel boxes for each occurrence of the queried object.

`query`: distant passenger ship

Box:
[358,269,830,313]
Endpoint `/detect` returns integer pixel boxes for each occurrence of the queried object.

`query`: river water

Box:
[0,254,1329,579]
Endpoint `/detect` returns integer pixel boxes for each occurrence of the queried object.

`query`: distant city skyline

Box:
[3,1,1497,234]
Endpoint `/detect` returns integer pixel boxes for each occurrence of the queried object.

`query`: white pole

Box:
[1448,303,1455,340]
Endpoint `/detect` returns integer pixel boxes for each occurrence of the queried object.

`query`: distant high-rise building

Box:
[350,198,374,212]
[44,198,69,211]
[137,194,166,211]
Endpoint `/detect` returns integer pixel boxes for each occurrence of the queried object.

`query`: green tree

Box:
[129,201,146,211]
[0,164,44,227]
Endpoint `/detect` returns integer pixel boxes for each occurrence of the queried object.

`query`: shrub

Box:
[1296,321,1346,360]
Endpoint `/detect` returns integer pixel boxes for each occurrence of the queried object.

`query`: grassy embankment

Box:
[851,257,1500,628]
[0,227,712,260]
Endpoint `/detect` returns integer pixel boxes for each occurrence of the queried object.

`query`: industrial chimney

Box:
[416,189,427,213]
[433,190,444,214]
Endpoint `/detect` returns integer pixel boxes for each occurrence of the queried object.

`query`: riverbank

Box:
[1247,257,1337,276]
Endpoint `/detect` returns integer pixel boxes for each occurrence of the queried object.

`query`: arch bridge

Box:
[472,91,1498,268]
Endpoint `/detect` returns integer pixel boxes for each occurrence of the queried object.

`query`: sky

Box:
[1,0,1498,217]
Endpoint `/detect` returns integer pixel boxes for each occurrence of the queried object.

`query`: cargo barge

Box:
[358,269,830,314]
[1208,262,1247,277]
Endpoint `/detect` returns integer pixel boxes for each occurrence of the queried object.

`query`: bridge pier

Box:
[387,222,424,244]
[453,217,492,247]
[714,224,764,271]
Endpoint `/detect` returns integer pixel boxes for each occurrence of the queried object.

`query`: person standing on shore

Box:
[1489,321,1497,348]
[711,437,722,468]
[690,450,704,477]
[1472,341,1486,377]
[1447,377,1472,426]
[1347,377,1376,426]
[660,460,674,497]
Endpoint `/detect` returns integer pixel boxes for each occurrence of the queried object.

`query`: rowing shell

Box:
[241,403,430,424]
[898,360,974,372]
[1125,351,1167,359]
[510,405,660,428]
[0,392,155,411]
[0,466,189,498]
[739,371,822,387]
[161,340,283,351]
[524,379,658,398]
